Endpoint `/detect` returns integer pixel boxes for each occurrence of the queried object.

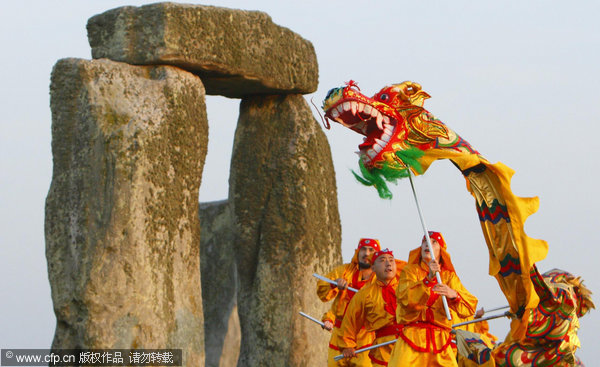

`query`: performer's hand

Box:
[335,278,348,290]
[342,348,356,358]
[428,259,441,279]
[322,320,333,331]
[474,307,485,319]
[432,283,458,299]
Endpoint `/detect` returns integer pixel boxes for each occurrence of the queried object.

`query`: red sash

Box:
[369,354,388,366]
[375,323,403,338]
[398,321,453,354]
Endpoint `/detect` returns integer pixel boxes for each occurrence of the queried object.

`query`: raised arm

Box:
[316,265,347,302]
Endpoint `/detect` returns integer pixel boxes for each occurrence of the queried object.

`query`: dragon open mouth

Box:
[322,84,399,166]
[321,80,480,199]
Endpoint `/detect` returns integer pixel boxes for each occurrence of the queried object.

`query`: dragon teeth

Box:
[350,101,358,115]
[381,133,391,142]
[336,105,344,114]
[331,109,340,118]
[357,103,365,113]
[383,116,390,125]
[375,138,386,146]
[367,149,377,159]
[364,105,372,114]
[343,102,351,111]
[376,114,384,130]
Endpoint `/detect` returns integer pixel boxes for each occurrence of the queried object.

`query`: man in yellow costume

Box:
[389,232,478,366]
[317,238,381,366]
[339,249,407,366]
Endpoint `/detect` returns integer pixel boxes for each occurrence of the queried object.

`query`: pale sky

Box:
[1,0,599,363]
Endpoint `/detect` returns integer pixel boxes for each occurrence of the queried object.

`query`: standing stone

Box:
[199,200,239,367]
[87,3,318,98]
[229,94,342,366]
[46,58,208,366]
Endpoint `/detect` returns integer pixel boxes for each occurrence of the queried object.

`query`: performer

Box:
[339,249,407,366]
[388,232,478,367]
[317,238,381,367]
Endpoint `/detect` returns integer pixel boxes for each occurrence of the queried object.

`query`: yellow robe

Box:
[339,260,407,366]
[389,251,477,367]
[317,260,376,367]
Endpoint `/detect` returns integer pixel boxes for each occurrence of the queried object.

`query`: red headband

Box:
[371,248,394,263]
[422,231,446,249]
[358,238,381,252]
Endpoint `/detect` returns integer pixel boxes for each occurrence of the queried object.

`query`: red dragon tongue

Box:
[358,139,372,150]
[358,126,382,150]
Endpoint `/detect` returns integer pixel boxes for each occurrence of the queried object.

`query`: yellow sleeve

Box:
[446,272,478,319]
[321,309,335,323]
[396,265,430,313]
[473,321,498,344]
[316,264,347,302]
[473,320,488,334]
[338,289,366,349]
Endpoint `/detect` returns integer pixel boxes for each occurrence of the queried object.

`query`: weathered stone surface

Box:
[230,94,342,366]
[87,3,318,98]
[46,58,208,366]
[198,200,238,367]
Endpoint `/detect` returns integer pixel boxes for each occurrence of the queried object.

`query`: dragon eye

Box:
[380,94,389,101]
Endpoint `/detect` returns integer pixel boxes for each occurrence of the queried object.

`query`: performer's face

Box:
[358,246,376,266]
[373,254,396,281]
[421,239,441,262]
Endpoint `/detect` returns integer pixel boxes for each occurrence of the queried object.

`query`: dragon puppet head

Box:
[322,80,435,170]
[322,80,476,198]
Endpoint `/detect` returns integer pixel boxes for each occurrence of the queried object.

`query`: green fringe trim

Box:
[351,148,425,199]
[395,148,425,174]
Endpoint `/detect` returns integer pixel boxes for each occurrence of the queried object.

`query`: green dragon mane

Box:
[352,147,425,199]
